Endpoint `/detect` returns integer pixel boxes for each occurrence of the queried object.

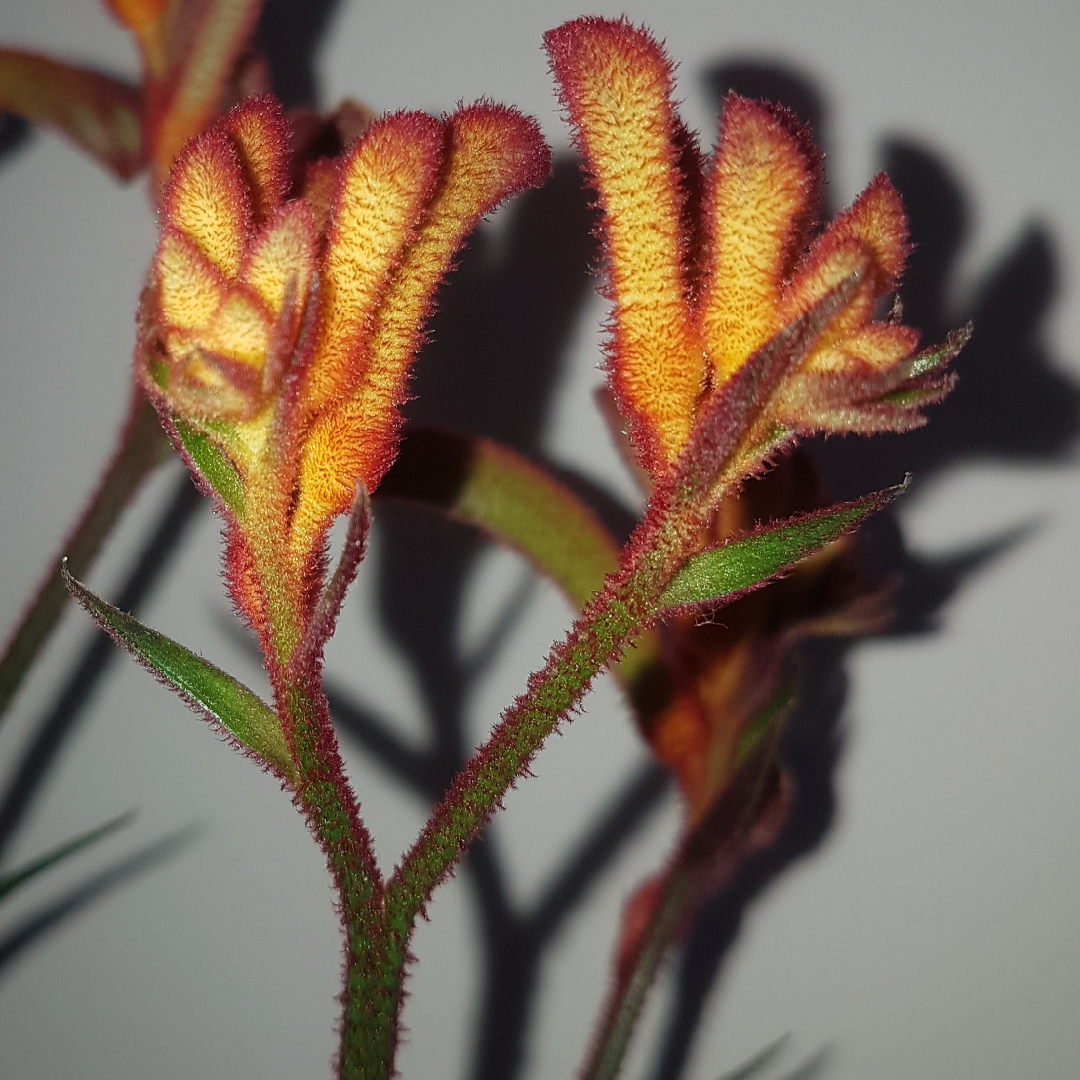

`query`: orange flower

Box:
[139,95,550,661]
[545,17,964,483]
[547,17,968,834]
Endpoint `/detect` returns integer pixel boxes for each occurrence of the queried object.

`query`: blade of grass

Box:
[0,810,134,903]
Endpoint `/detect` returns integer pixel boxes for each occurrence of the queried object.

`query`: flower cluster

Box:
[546,17,964,485]
[138,95,550,665]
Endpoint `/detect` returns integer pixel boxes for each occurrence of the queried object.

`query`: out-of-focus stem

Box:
[0,390,170,723]
[580,724,787,1080]
[582,868,693,1080]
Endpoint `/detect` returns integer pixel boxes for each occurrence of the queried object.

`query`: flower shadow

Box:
[643,60,1079,1080]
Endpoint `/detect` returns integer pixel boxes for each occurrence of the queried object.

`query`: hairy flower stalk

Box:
[59,16,969,1078]
[118,94,550,1075]
[534,19,967,1076]
[393,16,966,919]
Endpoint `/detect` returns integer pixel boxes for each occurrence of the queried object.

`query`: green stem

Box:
[583,869,693,1080]
[0,391,169,723]
[280,679,396,1079]
[386,512,693,931]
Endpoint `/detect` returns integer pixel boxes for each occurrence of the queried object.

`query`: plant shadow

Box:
[0,9,1075,1076]
[341,57,1079,1080]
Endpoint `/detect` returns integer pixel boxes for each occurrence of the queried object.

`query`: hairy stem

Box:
[385,494,699,930]
[583,868,693,1080]
[280,679,396,1079]
[0,391,169,723]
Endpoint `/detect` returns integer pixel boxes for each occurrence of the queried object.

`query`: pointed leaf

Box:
[380,428,621,609]
[0,811,134,904]
[0,49,143,178]
[289,483,370,678]
[174,419,245,516]
[672,267,864,502]
[63,564,296,784]
[658,481,907,616]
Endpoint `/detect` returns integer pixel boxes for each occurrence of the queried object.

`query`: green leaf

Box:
[380,427,664,722]
[174,420,245,516]
[0,811,134,904]
[658,482,907,614]
[381,428,620,610]
[0,49,143,178]
[63,564,296,785]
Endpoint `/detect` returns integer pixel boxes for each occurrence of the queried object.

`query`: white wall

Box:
[0,2,1078,1078]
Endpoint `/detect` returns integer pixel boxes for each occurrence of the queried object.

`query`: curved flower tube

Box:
[139,94,550,672]
[545,17,966,483]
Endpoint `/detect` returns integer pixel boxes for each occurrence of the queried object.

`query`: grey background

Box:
[0,1,1078,1078]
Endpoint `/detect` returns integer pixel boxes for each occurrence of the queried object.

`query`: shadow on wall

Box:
[0,8,1077,1079]
[643,60,1079,1080]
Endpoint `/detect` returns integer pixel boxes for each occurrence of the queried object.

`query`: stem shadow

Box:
[645,60,1079,1080]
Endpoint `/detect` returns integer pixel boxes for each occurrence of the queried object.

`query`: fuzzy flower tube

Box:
[59,17,969,1080]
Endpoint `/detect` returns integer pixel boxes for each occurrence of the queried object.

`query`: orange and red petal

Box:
[302,110,446,416]
[197,286,274,370]
[545,17,703,473]
[155,226,228,331]
[804,321,920,374]
[242,200,317,321]
[788,174,908,316]
[290,397,390,559]
[354,103,551,492]
[781,239,875,343]
[700,95,822,386]
[225,96,291,225]
[162,127,252,279]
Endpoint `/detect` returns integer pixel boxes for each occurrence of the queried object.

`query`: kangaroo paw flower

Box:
[545,17,967,490]
[138,95,550,669]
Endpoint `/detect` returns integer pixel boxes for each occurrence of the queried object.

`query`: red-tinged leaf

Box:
[670,267,864,504]
[656,481,907,617]
[545,17,705,474]
[289,483,370,680]
[63,563,296,785]
[901,322,972,379]
[379,428,620,610]
[777,322,971,422]
[0,49,143,178]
